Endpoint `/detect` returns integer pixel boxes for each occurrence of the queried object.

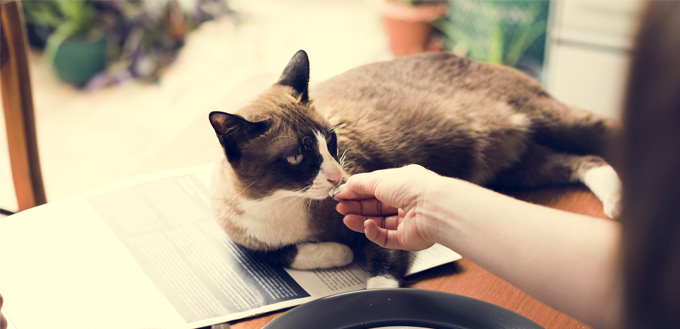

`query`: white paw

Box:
[583,165,622,219]
[366,275,400,289]
[290,242,353,270]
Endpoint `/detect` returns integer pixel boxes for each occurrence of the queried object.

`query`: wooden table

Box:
[220,185,604,329]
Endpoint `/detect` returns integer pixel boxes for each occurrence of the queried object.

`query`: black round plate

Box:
[263,288,544,329]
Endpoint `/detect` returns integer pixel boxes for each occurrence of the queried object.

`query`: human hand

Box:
[333,164,446,251]
[1,292,7,329]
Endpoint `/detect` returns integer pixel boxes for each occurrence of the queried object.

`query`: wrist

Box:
[419,177,494,251]
[415,176,461,247]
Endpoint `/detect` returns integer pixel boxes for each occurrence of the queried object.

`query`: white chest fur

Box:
[234,192,313,248]
[209,159,314,249]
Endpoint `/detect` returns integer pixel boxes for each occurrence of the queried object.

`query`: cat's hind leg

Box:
[581,164,622,218]
[520,99,621,164]
[360,243,410,289]
[492,145,621,218]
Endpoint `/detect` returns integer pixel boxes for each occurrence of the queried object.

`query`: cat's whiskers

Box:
[339,148,355,171]
[339,148,351,163]
[304,198,314,213]
[237,192,293,210]
[341,161,355,173]
[279,196,307,219]
[227,180,258,204]
[280,192,305,207]
[236,186,312,216]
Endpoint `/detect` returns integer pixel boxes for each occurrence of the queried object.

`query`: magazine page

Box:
[87,173,315,327]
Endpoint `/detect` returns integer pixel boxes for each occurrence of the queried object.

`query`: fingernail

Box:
[329,184,345,198]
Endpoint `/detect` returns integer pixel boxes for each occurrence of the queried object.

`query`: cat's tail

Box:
[527,98,622,165]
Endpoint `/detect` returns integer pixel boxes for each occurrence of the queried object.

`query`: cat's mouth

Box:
[307,188,337,200]
[298,182,340,200]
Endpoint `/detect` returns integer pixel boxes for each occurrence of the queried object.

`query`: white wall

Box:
[543,0,644,119]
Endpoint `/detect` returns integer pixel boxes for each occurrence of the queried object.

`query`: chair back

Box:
[1,0,47,212]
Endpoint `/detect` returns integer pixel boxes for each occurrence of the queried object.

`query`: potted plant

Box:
[379,0,449,57]
[23,0,237,89]
[22,0,114,86]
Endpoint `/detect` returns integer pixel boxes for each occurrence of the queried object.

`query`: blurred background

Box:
[1,0,643,214]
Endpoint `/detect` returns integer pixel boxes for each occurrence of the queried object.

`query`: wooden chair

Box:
[1,0,46,214]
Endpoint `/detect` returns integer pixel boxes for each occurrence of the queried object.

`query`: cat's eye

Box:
[286,154,304,166]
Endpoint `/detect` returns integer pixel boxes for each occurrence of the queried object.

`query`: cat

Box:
[208,50,621,289]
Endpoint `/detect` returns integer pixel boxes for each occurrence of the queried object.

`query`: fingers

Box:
[334,165,434,209]
[336,198,398,216]
[343,215,402,249]
[331,172,378,200]
[334,165,438,252]
[364,219,403,250]
[343,214,367,233]
[342,214,401,233]
[333,167,407,201]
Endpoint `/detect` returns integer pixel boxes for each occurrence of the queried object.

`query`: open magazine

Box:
[0,165,460,329]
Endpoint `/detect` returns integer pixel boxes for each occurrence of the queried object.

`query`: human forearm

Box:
[431,179,621,329]
[334,165,622,327]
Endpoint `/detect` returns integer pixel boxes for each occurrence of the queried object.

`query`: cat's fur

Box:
[208,50,621,288]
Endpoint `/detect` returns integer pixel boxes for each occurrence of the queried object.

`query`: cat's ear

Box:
[209,111,268,137]
[209,111,269,164]
[278,50,310,102]
[209,111,243,137]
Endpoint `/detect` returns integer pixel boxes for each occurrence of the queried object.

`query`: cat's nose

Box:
[327,171,342,186]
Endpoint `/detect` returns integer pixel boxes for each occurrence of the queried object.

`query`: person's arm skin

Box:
[334,165,621,329]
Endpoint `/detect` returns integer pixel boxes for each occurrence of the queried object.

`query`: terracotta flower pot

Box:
[379,0,448,57]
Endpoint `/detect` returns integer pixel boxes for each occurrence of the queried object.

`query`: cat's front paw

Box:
[290,242,353,270]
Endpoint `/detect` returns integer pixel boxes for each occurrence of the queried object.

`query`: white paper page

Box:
[285,264,368,297]
[0,197,185,329]
[408,244,461,276]
[78,168,314,328]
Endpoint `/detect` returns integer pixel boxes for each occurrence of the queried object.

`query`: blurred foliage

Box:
[22,0,237,88]
[434,0,550,78]
[22,0,99,39]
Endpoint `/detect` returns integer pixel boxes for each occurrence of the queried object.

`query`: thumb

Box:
[333,171,381,200]
[334,167,418,210]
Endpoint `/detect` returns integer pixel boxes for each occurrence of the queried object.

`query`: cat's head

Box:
[209,50,344,200]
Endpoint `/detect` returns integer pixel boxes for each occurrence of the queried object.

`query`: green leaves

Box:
[435,0,549,68]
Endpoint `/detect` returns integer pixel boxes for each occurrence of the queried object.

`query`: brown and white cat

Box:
[208,50,621,288]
